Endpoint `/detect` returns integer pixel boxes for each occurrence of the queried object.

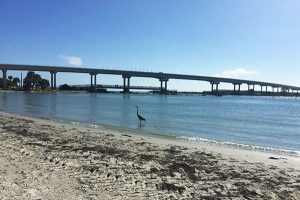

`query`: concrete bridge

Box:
[74,84,162,91]
[1,64,300,94]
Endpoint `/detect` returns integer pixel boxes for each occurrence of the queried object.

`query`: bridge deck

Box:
[74,84,162,90]
[1,64,299,90]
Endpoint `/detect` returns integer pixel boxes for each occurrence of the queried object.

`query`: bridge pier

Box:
[210,81,220,94]
[233,83,241,92]
[122,75,131,93]
[2,69,7,89]
[90,73,97,92]
[50,72,53,89]
[159,78,169,94]
[50,71,57,90]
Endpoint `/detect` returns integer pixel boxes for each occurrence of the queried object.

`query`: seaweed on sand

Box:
[157,182,186,194]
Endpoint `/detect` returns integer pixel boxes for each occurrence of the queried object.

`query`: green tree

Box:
[23,71,35,90]
[40,79,50,90]
[12,77,20,87]
[23,71,42,90]
[23,71,50,90]
[8,75,13,81]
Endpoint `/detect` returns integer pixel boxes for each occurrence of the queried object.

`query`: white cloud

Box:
[215,68,259,78]
[58,55,83,65]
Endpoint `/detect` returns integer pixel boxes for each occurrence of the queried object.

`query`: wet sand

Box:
[0,111,299,199]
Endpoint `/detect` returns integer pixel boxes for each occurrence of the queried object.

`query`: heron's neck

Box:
[136,107,139,114]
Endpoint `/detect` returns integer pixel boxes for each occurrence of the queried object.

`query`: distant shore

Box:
[0,111,299,199]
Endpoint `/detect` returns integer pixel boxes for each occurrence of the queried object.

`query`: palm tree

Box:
[12,77,20,88]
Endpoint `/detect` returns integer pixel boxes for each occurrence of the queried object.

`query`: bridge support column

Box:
[165,79,168,91]
[265,86,268,92]
[127,77,130,93]
[159,78,169,94]
[50,72,53,89]
[123,77,126,92]
[53,72,57,89]
[122,74,131,93]
[210,81,220,95]
[233,83,241,92]
[90,73,97,92]
[50,71,57,90]
[2,69,7,89]
[260,85,263,92]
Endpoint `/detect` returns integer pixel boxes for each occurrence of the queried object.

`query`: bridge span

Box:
[1,64,299,94]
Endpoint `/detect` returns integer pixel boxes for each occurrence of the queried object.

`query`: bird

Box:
[135,106,146,125]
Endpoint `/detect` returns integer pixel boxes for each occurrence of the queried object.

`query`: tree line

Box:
[0,71,50,90]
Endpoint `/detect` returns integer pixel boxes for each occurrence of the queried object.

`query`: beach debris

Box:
[268,157,287,160]
[157,182,186,194]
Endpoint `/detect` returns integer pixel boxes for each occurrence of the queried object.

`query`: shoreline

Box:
[2,106,300,160]
[0,101,300,161]
[0,111,299,199]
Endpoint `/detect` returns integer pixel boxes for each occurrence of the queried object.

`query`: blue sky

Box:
[0,0,300,91]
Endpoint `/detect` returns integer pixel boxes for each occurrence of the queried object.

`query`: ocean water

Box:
[1,92,299,156]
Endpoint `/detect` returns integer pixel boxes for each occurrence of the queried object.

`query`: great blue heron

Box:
[135,106,146,124]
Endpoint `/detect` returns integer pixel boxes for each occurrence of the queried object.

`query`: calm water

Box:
[1,92,300,154]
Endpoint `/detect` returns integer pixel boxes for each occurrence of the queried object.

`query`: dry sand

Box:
[0,111,299,199]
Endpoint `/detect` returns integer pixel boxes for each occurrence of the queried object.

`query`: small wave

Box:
[177,136,300,158]
[46,118,103,129]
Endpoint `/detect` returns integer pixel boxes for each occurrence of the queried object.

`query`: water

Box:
[1,92,299,155]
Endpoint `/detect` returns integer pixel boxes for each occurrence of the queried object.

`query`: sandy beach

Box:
[0,111,299,199]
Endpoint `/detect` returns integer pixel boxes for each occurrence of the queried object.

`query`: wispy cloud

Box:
[58,54,83,65]
[215,68,259,78]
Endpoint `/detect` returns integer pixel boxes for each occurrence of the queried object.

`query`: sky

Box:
[0,0,300,91]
